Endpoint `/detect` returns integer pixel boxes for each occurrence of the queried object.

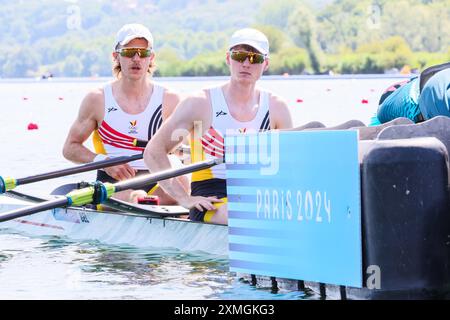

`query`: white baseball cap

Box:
[229,28,269,55]
[115,23,154,49]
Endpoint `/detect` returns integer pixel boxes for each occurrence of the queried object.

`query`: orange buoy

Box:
[361,99,369,104]
[296,99,304,103]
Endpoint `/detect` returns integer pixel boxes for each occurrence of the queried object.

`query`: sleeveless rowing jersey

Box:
[191,86,271,182]
[93,82,164,170]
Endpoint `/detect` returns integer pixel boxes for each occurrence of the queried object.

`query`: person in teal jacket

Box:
[418,68,450,120]
[373,62,450,125]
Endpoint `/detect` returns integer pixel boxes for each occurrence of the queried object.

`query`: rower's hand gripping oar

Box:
[0,153,144,194]
[0,158,222,223]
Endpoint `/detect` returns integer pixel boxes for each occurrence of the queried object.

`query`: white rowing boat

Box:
[0,192,228,256]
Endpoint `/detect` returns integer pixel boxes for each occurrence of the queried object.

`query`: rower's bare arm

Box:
[269,95,293,130]
[162,90,193,157]
[147,95,209,156]
[63,90,104,164]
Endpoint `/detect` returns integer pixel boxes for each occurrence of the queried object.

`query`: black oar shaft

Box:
[0,158,223,223]
[16,154,143,185]
[0,197,68,222]
[114,158,222,192]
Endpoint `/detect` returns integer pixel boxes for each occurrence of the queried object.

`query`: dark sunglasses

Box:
[230,50,266,64]
[117,48,152,58]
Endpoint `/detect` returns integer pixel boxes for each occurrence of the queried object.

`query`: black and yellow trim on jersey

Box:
[260,110,271,131]
[148,104,163,140]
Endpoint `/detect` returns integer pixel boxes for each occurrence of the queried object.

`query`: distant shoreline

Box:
[0,74,413,83]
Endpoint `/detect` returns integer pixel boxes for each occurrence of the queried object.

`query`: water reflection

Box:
[0,232,311,299]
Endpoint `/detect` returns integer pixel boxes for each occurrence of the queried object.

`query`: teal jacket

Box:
[373,65,449,125]
[375,77,420,124]
[418,68,450,119]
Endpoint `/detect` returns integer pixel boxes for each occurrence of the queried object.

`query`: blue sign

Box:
[225,130,362,288]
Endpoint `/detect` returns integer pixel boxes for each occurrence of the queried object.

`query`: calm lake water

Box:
[0,75,409,299]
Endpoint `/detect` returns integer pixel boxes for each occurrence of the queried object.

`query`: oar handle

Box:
[0,157,223,223]
[3,154,143,190]
[63,158,222,206]
[114,158,223,192]
[134,139,147,148]
[0,177,16,194]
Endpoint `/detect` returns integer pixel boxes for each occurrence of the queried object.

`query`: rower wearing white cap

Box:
[144,28,293,225]
[63,23,188,204]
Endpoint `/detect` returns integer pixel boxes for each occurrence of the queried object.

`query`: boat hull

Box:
[0,196,228,256]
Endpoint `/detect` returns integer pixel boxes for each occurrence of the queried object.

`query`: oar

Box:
[0,158,222,223]
[0,153,143,194]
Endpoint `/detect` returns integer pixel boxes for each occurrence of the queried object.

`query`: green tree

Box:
[257,0,300,29]
[62,55,83,77]
[288,6,322,74]
[9,19,31,43]
[1,48,40,77]
[316,0,374,53]
[268,47,309,75]
[180,51,227,76]
[154,47,184,77]
[381,0,450,52]
[251,25,289,54]
[1,0,449,77]
[358,36,414,70]
[80,49,103,76]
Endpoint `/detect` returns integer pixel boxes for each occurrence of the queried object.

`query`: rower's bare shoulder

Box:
[163,88,181,105]
[268,92,289,109]
[268,92,293,129]
[78,88,104,120]
[179,91,210,112]
[162,89,181,119]
[82,87,104,106]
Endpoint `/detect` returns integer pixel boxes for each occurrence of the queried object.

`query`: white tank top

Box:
[95,82,164,170]
[191,86,271,181]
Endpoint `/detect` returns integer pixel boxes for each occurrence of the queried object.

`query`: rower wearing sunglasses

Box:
[144,28,293,225]
[63,23,188,204]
